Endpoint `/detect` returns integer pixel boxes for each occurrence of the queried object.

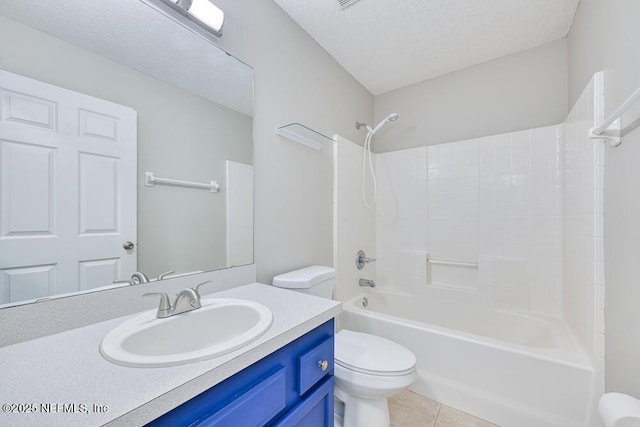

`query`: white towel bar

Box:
[145,172,219,193]
[589,84,640,147]
[426,257,478,268]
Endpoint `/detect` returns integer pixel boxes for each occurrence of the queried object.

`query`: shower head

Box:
[360,112,400,208]
[370,113,400,134]
[355,113,400,134]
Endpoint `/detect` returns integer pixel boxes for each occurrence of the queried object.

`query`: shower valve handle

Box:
[356,250,376,270]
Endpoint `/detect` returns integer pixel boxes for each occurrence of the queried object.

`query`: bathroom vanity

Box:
[149,319,335,426]
[0,284,341,427]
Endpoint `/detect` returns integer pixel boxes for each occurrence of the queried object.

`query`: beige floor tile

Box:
[389,390,440,427]
[434,405,499,427]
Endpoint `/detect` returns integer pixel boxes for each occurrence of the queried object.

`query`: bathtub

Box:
[339,290,596,427]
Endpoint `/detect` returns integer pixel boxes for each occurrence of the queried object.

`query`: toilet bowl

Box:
[599,393,640,427]
[272,266,417,427]
[333,329,417,427]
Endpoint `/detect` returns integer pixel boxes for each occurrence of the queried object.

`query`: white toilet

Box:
[272,266,417,427]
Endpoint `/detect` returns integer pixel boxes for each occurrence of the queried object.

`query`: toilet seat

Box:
[334,331,418,426]
[335,329,416,377]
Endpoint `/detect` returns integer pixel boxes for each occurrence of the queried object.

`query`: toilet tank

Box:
[272,266,335,299]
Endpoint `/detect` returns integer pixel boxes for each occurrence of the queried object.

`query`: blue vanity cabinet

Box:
[148,319,334,427]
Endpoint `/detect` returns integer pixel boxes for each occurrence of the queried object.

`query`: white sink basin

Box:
[100,298,273,367]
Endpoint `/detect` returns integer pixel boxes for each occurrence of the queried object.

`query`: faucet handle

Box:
[194,280,213,297]
[356,250,377,270]
[143,292,171,311]
[158,270,176,281]
[131,272,150,285]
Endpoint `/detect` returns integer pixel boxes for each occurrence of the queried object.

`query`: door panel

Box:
[79,153,119,234]
[1,140,55,237]
[79,109,120,142]
[0,264,56,303]
[78,258,120,291]
[1,89,57,130]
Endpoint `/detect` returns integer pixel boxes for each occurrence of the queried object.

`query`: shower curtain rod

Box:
[589,83,640,147]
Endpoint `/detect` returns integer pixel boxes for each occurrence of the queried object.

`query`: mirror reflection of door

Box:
[0,70,137,305]
[225,160,254,268]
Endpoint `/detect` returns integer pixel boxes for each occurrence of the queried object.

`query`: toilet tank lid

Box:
[272,266,335,289]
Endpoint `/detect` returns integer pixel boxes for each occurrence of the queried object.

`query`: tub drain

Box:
[362,297,368,307]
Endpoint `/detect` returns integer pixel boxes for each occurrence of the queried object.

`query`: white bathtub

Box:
[339,290,596,427]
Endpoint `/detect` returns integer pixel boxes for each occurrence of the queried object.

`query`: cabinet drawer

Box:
[198,367,286,427]
[297,337,334,396]
[275,376,334,427]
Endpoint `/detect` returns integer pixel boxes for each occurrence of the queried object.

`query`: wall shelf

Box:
[276,123,333,151]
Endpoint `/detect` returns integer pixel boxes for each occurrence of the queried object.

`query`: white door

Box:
[226,160,254,267]
[0,70,137,305]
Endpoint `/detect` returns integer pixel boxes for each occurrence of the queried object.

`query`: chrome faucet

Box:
[158,270,176,280]
[356,250,377,270]
[173,287,202,313]
[144,280,212,318]
[359,278,376,288]
[130,272,150,285]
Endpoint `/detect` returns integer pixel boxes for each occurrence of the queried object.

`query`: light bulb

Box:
[188,0,224,32]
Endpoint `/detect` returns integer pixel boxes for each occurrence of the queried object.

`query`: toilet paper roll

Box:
[599,392,640,427]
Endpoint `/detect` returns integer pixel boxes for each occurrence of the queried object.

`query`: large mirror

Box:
[0,0,254,307]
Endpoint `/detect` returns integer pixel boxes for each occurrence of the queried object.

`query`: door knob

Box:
[123,241,135,250]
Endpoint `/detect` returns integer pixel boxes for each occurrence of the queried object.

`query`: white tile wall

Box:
[478,126,563,313]
[376,125,563,315]
[562,72,605,364]
[375,147,428,292]
[427,140,479,263]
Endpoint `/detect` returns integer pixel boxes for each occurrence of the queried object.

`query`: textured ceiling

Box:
[0,0,253,116]
[273,0,580,95]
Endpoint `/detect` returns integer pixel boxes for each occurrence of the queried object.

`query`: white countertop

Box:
[0,283,342,426]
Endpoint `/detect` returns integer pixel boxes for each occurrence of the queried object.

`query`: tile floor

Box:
[388,390,499,427]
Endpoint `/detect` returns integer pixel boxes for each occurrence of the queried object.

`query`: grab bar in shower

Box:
[426,257,478,268]
[145,172,220,193]
[589,82,640,147]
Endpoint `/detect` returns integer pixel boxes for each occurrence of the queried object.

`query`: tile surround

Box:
[376,124,564,315]
[562,72,605,364]
[337,73,605,426]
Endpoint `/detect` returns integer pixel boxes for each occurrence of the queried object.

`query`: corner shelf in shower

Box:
[276,123,333,151]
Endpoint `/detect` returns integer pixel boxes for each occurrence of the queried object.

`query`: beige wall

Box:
[213,0,373,283]
[372,39,568,152]
[568,0,640,396]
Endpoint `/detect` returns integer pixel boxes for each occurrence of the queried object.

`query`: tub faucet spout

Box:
[359,278,376,288]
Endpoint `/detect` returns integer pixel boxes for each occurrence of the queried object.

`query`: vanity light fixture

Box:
[166,0,224,37]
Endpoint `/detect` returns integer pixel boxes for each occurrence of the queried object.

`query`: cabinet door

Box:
[274,377,334,427]
[198,367,286,427]
[149,367,286,427]
[297,337,333,396]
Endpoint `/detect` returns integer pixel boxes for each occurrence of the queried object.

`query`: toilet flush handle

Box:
[318,360,328,371]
